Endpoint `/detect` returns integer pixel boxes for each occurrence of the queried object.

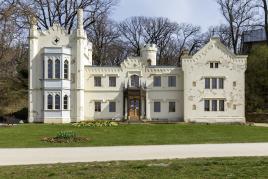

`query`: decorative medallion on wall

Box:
[52,36,60,45]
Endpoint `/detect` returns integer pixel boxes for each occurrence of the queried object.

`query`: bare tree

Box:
[217,0,256,54]
[17,0,117,33]
[118,17,145,56]
[86,14,121,65]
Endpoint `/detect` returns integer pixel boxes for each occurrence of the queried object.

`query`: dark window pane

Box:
[210,63,214,68]
[153,76,161,87]
[55,59,60,79]
[219,100,225,111]
[95,102,101,112]
[109,77,116,87]
[204,100,210,111]
[168,76,176,87]
[64,60,68,79]
[169,102,176,112]
[94,77,101,87]
[109,102,116,112]
[55,94,61,110]
[131,75,139,87]
[212,78,217,89]
[47,94,53,109]
[154,102,161,112]
[215,63,219,68]
[48,59,53,79]
[64,95,68,110]
[205,78,210,89]
[219,78,224,89]
[212,100,217,111]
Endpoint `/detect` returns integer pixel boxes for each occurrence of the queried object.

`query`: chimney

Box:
[77,9,84,30]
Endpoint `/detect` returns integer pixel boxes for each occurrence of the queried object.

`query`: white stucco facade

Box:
[28,10,247,123]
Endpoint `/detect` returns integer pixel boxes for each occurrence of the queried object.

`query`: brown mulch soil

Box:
[41,136,89,143]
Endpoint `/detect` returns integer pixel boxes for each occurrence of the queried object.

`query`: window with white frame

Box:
[154,102,161,112]
[204,99,225,112]
[55,94,61,109]
[95,101,101,112]
[64,60,69,79]
[63,95,68,110]
[169,102,176,112]
[109,76,116,87]
[109,102,116,112]
[55,59,60,79]
[47,94,53,109]
[48,59,53,79]
[168,76,176,87]
[153,76,161,87]
[204,78,224,89]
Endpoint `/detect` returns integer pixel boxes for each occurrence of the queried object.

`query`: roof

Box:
[243,29,266,43]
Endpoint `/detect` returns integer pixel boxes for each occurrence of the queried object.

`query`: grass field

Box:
[0,157,268,178]
[1,123,268,148]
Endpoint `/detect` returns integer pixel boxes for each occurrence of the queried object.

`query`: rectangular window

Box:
[109,76,116,87]
[94,77,101,87]
[212,78,217,89]
[168,76,176,87]
[219,100,225,111]
[154,102,161,112]
[169,102,176,112]
[212,100,217,111]
[153,76,161,87]
[205,78,210,89]
[109,102,116,112]
[95,102,101,112]
[210,63,214,68]
[219,78,224,89]
[215,63,219,68]
[204,100,210,111]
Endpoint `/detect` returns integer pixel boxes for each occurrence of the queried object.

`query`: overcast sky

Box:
[112,0,225,31]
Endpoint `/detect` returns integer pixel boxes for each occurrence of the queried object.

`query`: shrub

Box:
[42,131,89,143]
[56,131,76,139]
[72,120,119,128]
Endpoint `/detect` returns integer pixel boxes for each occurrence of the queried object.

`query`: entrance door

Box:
[129,99,140,120]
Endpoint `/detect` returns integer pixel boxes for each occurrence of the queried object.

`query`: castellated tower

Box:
[141,44,157,66]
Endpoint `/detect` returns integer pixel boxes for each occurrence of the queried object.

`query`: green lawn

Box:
[1,123,268,148]
[1,157,268,178]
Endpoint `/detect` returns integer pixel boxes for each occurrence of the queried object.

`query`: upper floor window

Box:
[205,78,224,89]
[47,94,53,109]
[55,94,61,110]
[154,102,161,112]
[153,76,161,87]
[169,102,176,112]
[147,59,152,66]
[109,76,116,87]
[168,76,176,87]
[210,62,219,68]
[63,95,68,110]
[48,59,53,79]
[64,60,69,79]
[131,75,139,87]
[94,76,101,87]
[109,102,116,112]
[55,59,60,79]
[95,101,101,112]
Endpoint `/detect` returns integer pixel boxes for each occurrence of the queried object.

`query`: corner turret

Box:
[141,44,157,66]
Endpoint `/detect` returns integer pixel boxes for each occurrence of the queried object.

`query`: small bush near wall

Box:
[72,121,119,128]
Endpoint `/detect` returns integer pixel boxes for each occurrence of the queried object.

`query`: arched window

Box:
[64,60,69,79]
[48,59,53,79]
[55,94,61,110]
[147,59,152,66]
[55,59,60,79]
[63,95,68,110]
[47,94,53,109]
[131,75,140,87]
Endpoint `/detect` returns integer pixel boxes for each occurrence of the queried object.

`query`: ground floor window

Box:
[55,94,61,109]
[169,102,176,112]
[95,101,101,112]
[154,102,161,112]
[204,99,225,112]
[109,102,116,112]
[63,95,68,110]
[47,94,53,109]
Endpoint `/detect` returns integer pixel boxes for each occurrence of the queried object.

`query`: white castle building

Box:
[28,9,247,123]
